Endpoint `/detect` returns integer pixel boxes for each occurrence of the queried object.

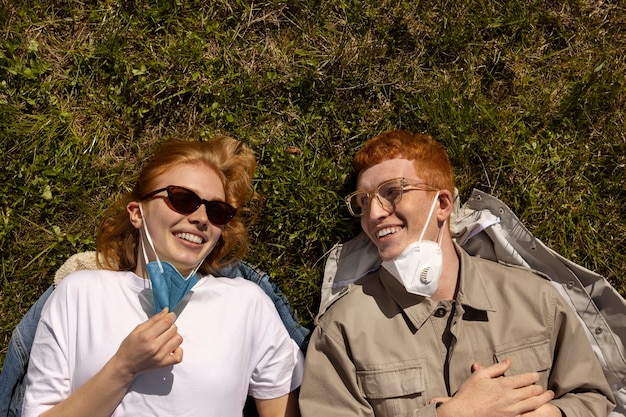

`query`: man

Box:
[299,130,615,416]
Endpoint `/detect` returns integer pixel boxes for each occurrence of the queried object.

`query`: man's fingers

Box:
[516,390,555,414]
[513,382,545,400]
[473,359,540,390]
[429,396,451,404]
[503,371,541,389]
[474,358,511,378]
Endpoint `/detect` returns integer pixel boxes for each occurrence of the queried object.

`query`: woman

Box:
[22,136,302,417]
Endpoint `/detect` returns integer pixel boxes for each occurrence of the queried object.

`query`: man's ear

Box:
[127,201,143,230]
[436,189,454,223]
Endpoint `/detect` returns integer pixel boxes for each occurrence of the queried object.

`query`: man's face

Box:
[357,158,440,261]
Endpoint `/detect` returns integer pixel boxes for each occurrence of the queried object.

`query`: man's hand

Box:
[432,359,556,417]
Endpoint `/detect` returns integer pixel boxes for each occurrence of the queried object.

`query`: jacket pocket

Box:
[495,339,552,387]
[356,359,427,415]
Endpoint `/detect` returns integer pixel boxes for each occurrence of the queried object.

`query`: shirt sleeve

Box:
[548,293,616,416]
[248,293,303,399]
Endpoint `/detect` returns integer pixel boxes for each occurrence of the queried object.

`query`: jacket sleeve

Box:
[0,284,55,417]
[299,325,439,417]
[548,293,616,416]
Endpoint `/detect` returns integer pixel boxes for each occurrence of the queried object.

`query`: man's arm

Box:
[299,325,381,417]
[546,294,615,416]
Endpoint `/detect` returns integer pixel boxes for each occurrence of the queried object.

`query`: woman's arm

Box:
[39,309,182,417]
[255,390,300,417]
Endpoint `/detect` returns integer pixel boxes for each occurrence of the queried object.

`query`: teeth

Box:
[377,227,399,238]
[176,233,203,244]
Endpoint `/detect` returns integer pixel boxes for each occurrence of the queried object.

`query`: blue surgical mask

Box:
[145,259,198,315]
[139,204,204,315]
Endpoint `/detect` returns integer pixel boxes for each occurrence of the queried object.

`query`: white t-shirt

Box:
[22,269,302,417]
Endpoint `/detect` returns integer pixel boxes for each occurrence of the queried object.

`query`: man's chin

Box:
[378,247,403,262]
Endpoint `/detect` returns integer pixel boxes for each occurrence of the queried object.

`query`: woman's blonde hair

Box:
[96,136,259,274]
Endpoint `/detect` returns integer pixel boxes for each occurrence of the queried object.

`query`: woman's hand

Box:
[112,308,184,379]
[41,308,184,417]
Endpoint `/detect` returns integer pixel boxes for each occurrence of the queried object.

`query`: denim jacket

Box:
[0,259,309,417]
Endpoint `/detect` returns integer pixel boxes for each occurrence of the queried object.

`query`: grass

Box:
[1,0,625,367]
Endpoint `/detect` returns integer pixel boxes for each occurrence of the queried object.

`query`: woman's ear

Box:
[127,201,143,229]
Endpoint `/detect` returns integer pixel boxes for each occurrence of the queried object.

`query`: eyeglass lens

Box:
[167,187,235,225]
[348,179,404,216]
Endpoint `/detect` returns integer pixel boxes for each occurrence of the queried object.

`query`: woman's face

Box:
[128,162,226,276]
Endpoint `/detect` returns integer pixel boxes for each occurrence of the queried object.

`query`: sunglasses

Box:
[141,185,237,225]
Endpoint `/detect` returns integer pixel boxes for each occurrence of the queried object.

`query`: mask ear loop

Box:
[436,219,446,247]
[417,191,441,244]
[139,203,164,273]
[188,254,208,279]
[139,203,208,280]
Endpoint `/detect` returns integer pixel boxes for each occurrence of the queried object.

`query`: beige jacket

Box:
[300,244,615,417]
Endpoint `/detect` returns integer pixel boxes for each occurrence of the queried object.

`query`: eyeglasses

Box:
[141,185,237,225]
[345,177,438,217]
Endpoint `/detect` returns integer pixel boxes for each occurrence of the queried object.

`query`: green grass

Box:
[1,0,625,366]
